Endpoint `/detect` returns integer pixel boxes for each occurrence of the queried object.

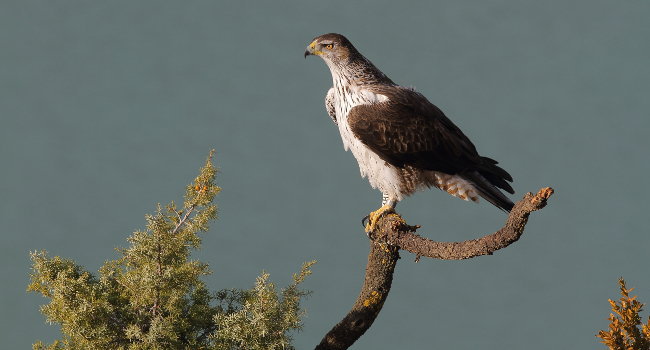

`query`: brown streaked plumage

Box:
[304,33,514,230]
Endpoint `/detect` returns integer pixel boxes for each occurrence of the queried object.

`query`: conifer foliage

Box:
[28,152,313,350]
[598,278,650,350]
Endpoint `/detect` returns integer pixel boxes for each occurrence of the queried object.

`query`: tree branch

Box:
[315,240,400,350]
[172,204,196,234]
[374,187,554,260]
[315,187,553,350]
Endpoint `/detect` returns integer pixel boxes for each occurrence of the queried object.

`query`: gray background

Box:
[1,1,649,349]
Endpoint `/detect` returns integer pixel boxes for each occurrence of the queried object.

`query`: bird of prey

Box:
[304,33,514,232]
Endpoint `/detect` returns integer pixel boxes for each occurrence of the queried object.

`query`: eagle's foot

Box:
[364,205,395,233]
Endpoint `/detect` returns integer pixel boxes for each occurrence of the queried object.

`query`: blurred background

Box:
[1,1,649,349]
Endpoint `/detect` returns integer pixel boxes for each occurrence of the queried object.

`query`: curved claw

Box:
[364,205,395,233]
[361,215,370,228]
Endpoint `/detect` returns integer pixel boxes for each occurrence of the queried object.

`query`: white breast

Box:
[331,81,405,201]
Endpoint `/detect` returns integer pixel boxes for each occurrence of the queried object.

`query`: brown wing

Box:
[347,85,514,194]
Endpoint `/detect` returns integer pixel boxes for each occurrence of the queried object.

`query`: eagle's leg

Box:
[364,195,398,233]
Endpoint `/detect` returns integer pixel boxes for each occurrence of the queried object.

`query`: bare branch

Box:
[172,204,196,235]
[373,187,554,260]
[315,242,399,350]
[315,187,553,350]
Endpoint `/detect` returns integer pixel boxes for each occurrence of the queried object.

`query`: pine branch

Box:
[597,278,650,350]
[28,150,314,350]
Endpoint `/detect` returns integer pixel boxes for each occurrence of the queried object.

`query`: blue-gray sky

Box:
[1,1,649,349]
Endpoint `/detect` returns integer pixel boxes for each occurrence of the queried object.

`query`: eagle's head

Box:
[304,33,358,64]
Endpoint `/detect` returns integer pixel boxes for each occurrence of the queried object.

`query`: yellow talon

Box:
[364,204,395,233]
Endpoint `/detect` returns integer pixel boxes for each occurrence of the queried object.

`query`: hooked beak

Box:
[304,40,318,58]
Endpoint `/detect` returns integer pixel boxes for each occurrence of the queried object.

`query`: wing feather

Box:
[347,86,478,172]
[347,86,514,195]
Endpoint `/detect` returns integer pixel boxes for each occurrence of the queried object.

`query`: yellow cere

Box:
[309,41,323,55]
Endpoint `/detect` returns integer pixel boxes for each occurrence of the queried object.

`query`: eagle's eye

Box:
[325,44,334,50]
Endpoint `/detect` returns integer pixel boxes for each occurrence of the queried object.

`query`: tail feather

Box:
[463,167,514,212]
[477,156,514,194]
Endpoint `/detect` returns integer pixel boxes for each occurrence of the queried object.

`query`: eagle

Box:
[304,33,514,232]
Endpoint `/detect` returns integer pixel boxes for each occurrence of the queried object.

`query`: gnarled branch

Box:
[315,241,399,350]
[374,187,554,260]
[315,187,553,350]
